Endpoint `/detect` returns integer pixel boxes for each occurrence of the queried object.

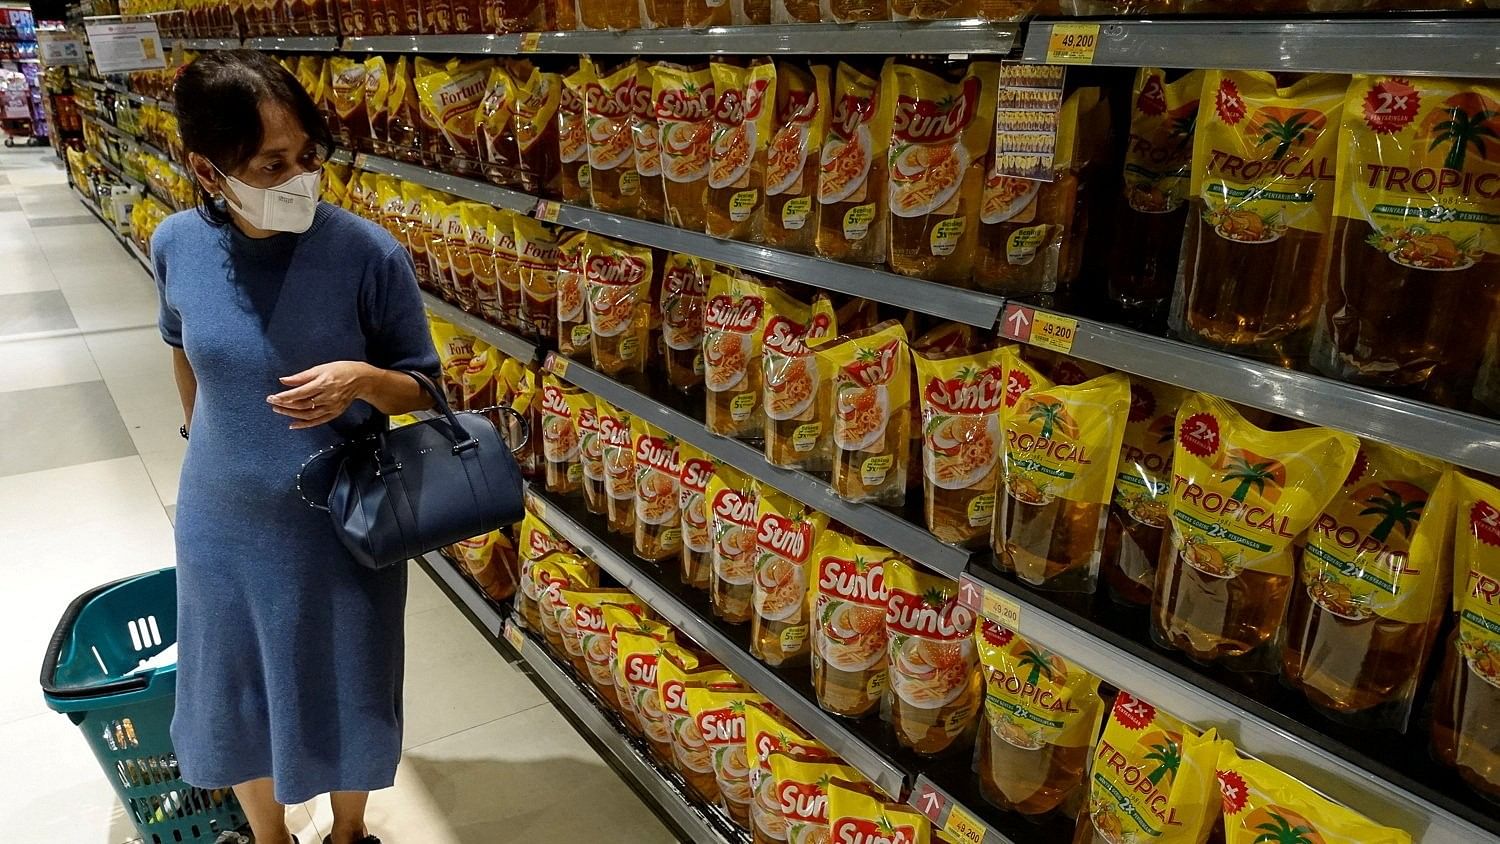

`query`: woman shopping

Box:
[152,50,438,844]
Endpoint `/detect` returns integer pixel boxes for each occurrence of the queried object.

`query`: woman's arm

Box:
[172,347,197,430]
[267,361,435,430]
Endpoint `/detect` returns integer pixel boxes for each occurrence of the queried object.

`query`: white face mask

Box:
[215,165,322,234]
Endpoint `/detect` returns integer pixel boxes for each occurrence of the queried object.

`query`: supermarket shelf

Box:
[421,292,541,364]
[353,152,1003,326]
[168,37,241,50]
[545,353,973,577]
[526,486,911,799]
[95,154,140,188]
[505,619,746,843]
[328,147,352,166]
[998,302,1500,476]
[1021,18,1500,78]
[354,152,535,213]
[245,35,338,52]
[343,20,1017,56]
[960,567,1500,844]
[72,187,152,274]
[418,550,505,638]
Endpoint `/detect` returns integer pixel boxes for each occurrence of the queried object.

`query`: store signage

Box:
[84,20,166,74]
[38,33,85,66]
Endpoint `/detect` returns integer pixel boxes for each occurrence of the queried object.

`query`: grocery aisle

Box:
[0,144,675,844]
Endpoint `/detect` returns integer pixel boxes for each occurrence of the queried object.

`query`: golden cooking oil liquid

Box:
[889,672,981,757]
[1100,506,1163,606]
[977,727,1089,818]
[996,497,1109,592]
[1151,534,1293,664]
[811,654,885,718]
[1431,629,1500,803]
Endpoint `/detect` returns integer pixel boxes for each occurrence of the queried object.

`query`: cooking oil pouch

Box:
[386,55,422,156]
[997,353,1131,593]
[460,203,500,323]
[513,215,562,342]
[652,63,716,231]
[1153,393,1358,665]
[1104,379,1191,606]
[1107,68,1205,316]
[1283,442,1451,723]
[883,558,981,756]
[811,530,894,718]
[1435,472,1500,799]
[364,56,390,148]
[556,230,592,360]
[658,655,735,794]
[539,375,582,493]
[630,61,666,223]
[914,346,1006,548]
[415,58,495,171]
[458,339,499,411]
[660,253,709,392]
[707,61,776,240]
[577,0,639,29]
[703,270,769,440]
[730,0,770,24]
[816,61,894,264]
[616,630,676,752]
[746,703,833,844]
[398,182,429,266]
[374,176,402,239]
[767,755,866,843]
[510,64,562,196]
[328,56,368,148]
[418,196,452,297]
[491,208,524,330]
[561,587,637,700]
[687,685,771,824]
[604,604,669,734]
[975,617,1105,816]
[560,64,593,204]
[819,320,911,507]
[597,396,638,536]
[632,415,683,562]
[1214,745,1412,844]
[751,490,828,666]
[586,60,643,215]
[1176,71,1345,362]
[427,317,473,406]
[976,85,1109,297]
[575,396,606,515]
[707,463,759,623]
[821,0,891,21]
[515,510,573,628]
[478,64,519,186]
[828,779,932,844]
[679,444,716,589]
[323,164,350,208]
[887,60,1000,283]
[532,554,597,656]
[772,0,819,20]
[765,63,830,252]
[449,529,518,602]
[1076,691,1223,844]
[761,286,826,471]
[581,234,653,378]
[1314,75,1500,405]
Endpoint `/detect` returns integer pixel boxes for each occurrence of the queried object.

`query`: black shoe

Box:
[322,836,381,844]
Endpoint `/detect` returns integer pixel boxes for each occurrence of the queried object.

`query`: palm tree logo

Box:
[1252,810,1319,844]
[1251,109,1323,160]
[1018,646,1058,687]
[1143,734,1184,787]
[1429,96,1499,171]
[1029,400,1064,441]
[1357,482,1427,543]
[1222,450,1285,504]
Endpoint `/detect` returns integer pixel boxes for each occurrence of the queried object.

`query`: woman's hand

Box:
[267,361,378,430]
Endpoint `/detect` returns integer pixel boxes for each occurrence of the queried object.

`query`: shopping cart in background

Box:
[0,67,35,147]
[41,568,248,844]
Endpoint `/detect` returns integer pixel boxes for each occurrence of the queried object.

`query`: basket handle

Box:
[40,574,152,700]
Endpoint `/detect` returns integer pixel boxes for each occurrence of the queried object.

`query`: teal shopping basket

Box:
[41,567,246,843]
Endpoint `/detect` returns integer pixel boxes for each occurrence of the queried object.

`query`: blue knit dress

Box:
[152,203,439,804]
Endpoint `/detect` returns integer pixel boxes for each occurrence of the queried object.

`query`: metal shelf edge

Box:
[1022,18,1500,79]
[960,571,1498,844]
[509,623,743,843]
[421,293,541,364]
[547,355,972,576]
[527,486,911,800]
[418,551,505,637]
[907,775,1017,844]
[245,35,338,51]
[998,302,1500,476]
[354,153,536,213]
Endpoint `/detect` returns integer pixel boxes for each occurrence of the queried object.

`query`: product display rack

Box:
[1021,18,1500,78]
[356,153,535,214]
[421,292,539,365]
[71,186,152,271]
[414,551,744,843]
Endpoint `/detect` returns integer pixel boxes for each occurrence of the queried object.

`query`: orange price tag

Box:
[519,32,541,52]
[1030,311,1078,355]
[1045,23,1100,65]
[503,622,525,651]
[534,199,561,223]
[943,804,987,844]
[981,589,1021,631]
[547,354,570,378]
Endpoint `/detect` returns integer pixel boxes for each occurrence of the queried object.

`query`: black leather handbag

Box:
[297,371,527,570]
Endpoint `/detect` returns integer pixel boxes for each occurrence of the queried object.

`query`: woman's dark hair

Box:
[174,49,334,226]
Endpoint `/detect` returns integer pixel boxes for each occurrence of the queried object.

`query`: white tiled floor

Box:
[1,147,674,843]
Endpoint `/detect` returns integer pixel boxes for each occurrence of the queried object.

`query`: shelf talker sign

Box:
[85,20,167,74]
[38,32,86,66]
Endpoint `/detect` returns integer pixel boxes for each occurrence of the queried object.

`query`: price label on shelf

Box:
[534,199,561,223]
[519,32,541,52]
[1031,311,1079,354]
[982,590,1022,631]
[503,621,525,652]
[1045,23,1101,65]
[914,782,947,823]
[545,353,569,378]
[943,804,987,844]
